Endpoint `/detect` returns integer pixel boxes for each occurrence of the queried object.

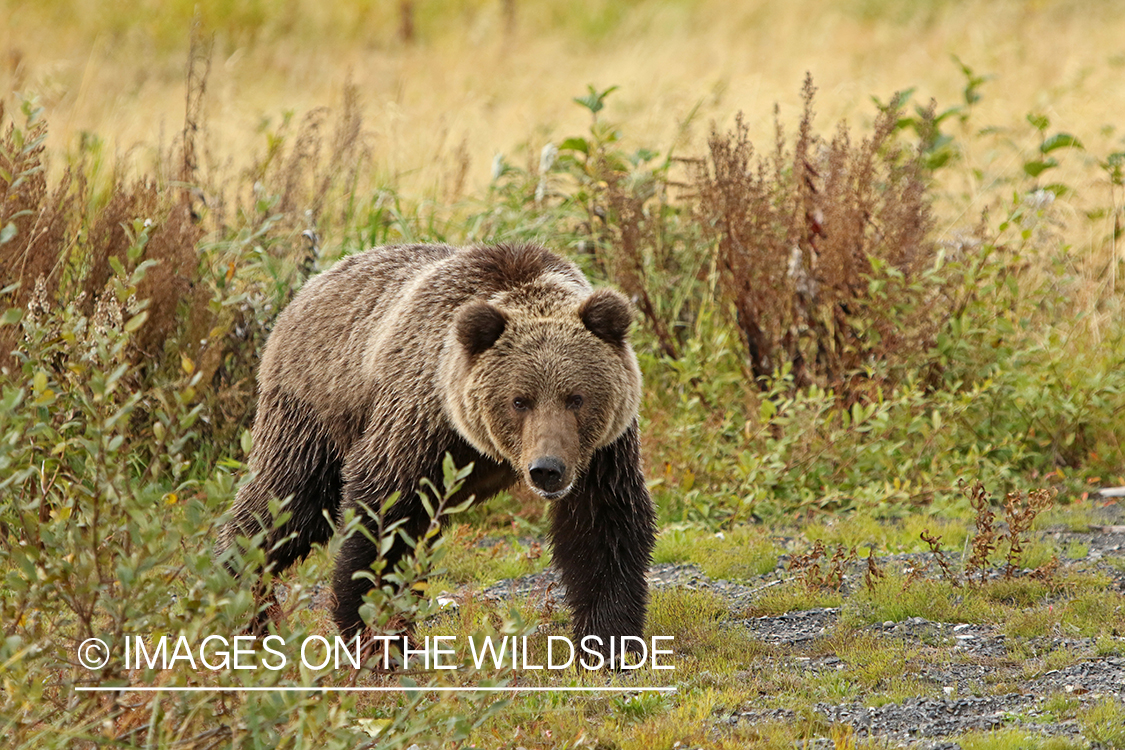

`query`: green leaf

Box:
[1023,158,1058,177]
[127,239,145,264]
[379,535,395,556]
[0,386,23,411]
[0,222,16,245]
[123,311,148,333]
[1026,113,1050,131]
[441,452,458,489]
[924,151,953,171]
[933,105,963,125]
[1103,152,1125,185]
[444,494,477,516]
[759,398,777,422]
[1040,133,1083,153]
[558,137,589,155]
[0,307,22,326]
[130,258,159,285]
[104,363,129,393]
[417,484,435,520]
[380,493,400,515]
[240,429,253,456]
[573,84,618,115]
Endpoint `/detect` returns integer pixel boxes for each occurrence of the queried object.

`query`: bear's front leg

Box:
[549,421,655,665]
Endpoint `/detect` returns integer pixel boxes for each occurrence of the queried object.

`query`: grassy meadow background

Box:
[2,0,1125,748]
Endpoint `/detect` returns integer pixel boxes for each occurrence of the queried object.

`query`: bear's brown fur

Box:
[217,242,655,656]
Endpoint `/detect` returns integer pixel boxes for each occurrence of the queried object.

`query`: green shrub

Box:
[0,309,512,746]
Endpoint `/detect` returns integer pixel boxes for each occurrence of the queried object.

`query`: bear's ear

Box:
[580,288,633,347]
[456,300,508,357]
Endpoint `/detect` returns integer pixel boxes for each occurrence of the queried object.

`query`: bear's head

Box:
[441,287,642,499]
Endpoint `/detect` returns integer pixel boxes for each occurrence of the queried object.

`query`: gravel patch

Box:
[475,501,1125,747]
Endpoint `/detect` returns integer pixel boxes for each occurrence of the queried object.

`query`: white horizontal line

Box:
[75,686,676,693]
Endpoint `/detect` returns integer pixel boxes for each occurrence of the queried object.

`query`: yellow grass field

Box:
[4,0,1125,216]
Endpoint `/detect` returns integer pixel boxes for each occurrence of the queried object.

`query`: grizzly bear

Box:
[217,242,655,657]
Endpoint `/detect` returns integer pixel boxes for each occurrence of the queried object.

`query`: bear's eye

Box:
[566,394,584,410]
[512,397,532,412]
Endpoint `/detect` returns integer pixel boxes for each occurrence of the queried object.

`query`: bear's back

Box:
[256,243,590,450]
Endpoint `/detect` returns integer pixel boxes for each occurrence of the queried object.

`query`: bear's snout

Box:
[528,456,568,496]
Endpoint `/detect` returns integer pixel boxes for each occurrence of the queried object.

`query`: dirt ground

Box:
[480,502,1125,748]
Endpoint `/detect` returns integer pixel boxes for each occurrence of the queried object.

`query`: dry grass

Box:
[0,100,203,372]
[2,0,1124,214]
[0,37,371,451]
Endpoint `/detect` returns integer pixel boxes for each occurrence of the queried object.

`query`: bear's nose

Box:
[528,456,566,494]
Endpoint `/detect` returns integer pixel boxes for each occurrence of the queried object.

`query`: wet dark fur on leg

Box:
[549,421,656,657]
